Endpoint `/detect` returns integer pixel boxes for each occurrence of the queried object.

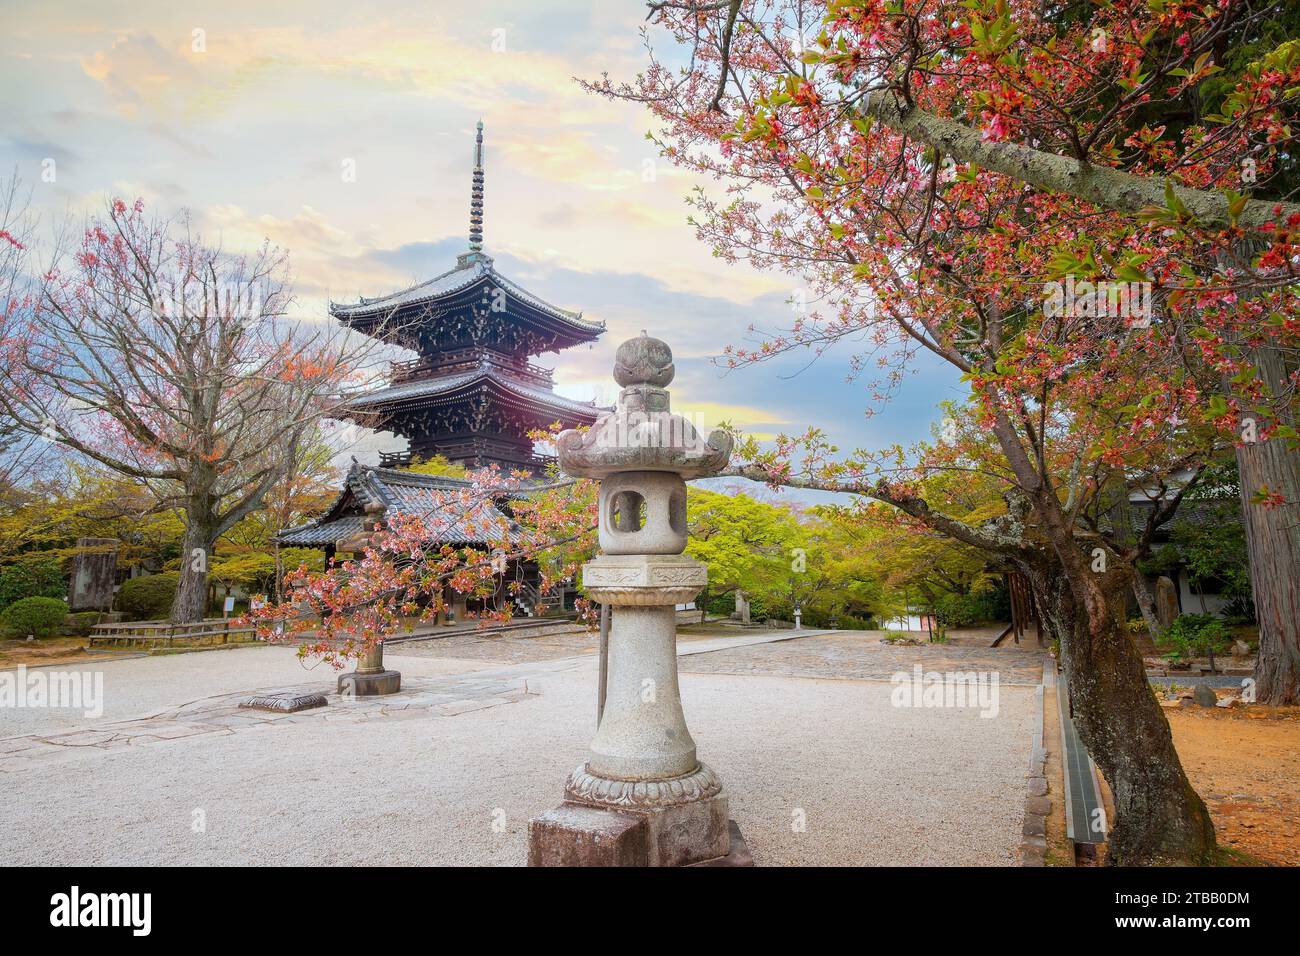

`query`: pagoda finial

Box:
[469,120,485,253]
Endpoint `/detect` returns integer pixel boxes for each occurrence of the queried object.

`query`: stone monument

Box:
[68,537,119,611]
[732,589,751,625]
[1154,575,1179,629]
[527,333,752,867]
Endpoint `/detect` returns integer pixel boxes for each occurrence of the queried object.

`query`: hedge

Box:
[116,572,178,621]
[1,596,70,638]
[0,554,66,612]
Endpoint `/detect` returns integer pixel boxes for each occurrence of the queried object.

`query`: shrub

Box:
[0,553,66,612]
[116,572,178,621]
[931,588,1008,630]
[63,611,104,636]
[935,592,980,629]
[1,596,70,638]
[1162,613,1232,664]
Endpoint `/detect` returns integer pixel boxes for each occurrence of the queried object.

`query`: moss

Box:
[1211,845,1267,867]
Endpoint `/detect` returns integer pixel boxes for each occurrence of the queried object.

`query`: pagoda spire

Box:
[469,120,485,253]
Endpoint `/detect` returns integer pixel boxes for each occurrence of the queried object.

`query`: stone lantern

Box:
[337,640,400,697]
[336,502,401,697]
[527,333,751,866]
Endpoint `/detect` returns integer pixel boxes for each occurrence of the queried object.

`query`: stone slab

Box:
[239,693,328,713]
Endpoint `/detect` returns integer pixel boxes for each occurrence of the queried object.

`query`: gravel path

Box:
[0,646,488,738]
[1,635,1038,866]
[682,631,1045,685]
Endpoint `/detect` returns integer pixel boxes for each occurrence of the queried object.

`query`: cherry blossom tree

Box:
[249,465,599,667]
[588,0,1300,863]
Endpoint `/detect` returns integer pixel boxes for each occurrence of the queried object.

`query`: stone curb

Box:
[1018,664,1053,866]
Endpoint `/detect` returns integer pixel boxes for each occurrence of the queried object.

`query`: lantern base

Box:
[527,801,751,867]
[337,669,401,697]
[528,767,740,866]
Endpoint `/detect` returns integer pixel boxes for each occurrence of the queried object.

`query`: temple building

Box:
[277,124,602,617]
[330,121,605,473]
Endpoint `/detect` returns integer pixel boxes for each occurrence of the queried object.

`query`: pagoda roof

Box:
[345,363,605,422]
[328,253,605,341]
[329,122,602,352]
[277,462,527,549]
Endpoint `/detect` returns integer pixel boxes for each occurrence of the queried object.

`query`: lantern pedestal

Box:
[528,794,753,867]
[337,642,401,697]
[528,553,750,866]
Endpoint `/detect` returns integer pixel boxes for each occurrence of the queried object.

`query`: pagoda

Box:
[331,122,605,473]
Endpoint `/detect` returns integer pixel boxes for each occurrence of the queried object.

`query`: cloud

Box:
[81,33,201,116]
[6,1,959,460]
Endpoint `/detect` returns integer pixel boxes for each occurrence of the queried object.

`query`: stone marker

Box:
[528,333,751,867]
[68,537,119,611]
[337,641,401,697]
[1154,576,1178,629]
[1193,683,1218,707]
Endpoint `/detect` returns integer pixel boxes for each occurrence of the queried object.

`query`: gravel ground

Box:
[0,646,488,738]
[1,646,1036,866]
[682,631,1045,685]
[1148,675,1253,690]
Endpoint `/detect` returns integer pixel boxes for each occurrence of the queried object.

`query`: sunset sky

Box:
[0,0,961,475]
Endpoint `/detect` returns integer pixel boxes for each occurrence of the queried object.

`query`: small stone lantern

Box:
[336,502,401,697]
[337,640,400,697]
[527,333,750,866]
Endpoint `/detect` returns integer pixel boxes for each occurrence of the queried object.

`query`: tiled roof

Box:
[330,260,486,317]
[278,515,367,547]
[328,255,604,335]
[345,364,604,419]
[1128,497,1241,534]
[276,463,527,548]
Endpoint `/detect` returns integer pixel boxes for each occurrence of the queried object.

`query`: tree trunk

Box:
[273,539,283,604]
[172,514,214,624]
[1022,558,1217,865]
[1237,347,1300,705]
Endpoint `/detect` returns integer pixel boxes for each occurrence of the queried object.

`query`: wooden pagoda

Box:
[330,121,605,473]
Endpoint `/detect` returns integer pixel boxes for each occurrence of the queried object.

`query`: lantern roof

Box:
[555,333,733,479]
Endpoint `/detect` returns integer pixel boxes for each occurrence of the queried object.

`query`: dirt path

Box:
[1165,704,1300,866]
[0,637,139,669]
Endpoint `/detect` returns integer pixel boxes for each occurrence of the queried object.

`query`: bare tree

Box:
[0,173,59,489]
[0,197,384,622]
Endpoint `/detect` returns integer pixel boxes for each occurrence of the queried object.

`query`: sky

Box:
[0,0,964,486]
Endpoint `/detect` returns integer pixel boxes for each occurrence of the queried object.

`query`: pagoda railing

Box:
[378,447,554,472]
[404,436,557,474]
[390,350,554,388]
